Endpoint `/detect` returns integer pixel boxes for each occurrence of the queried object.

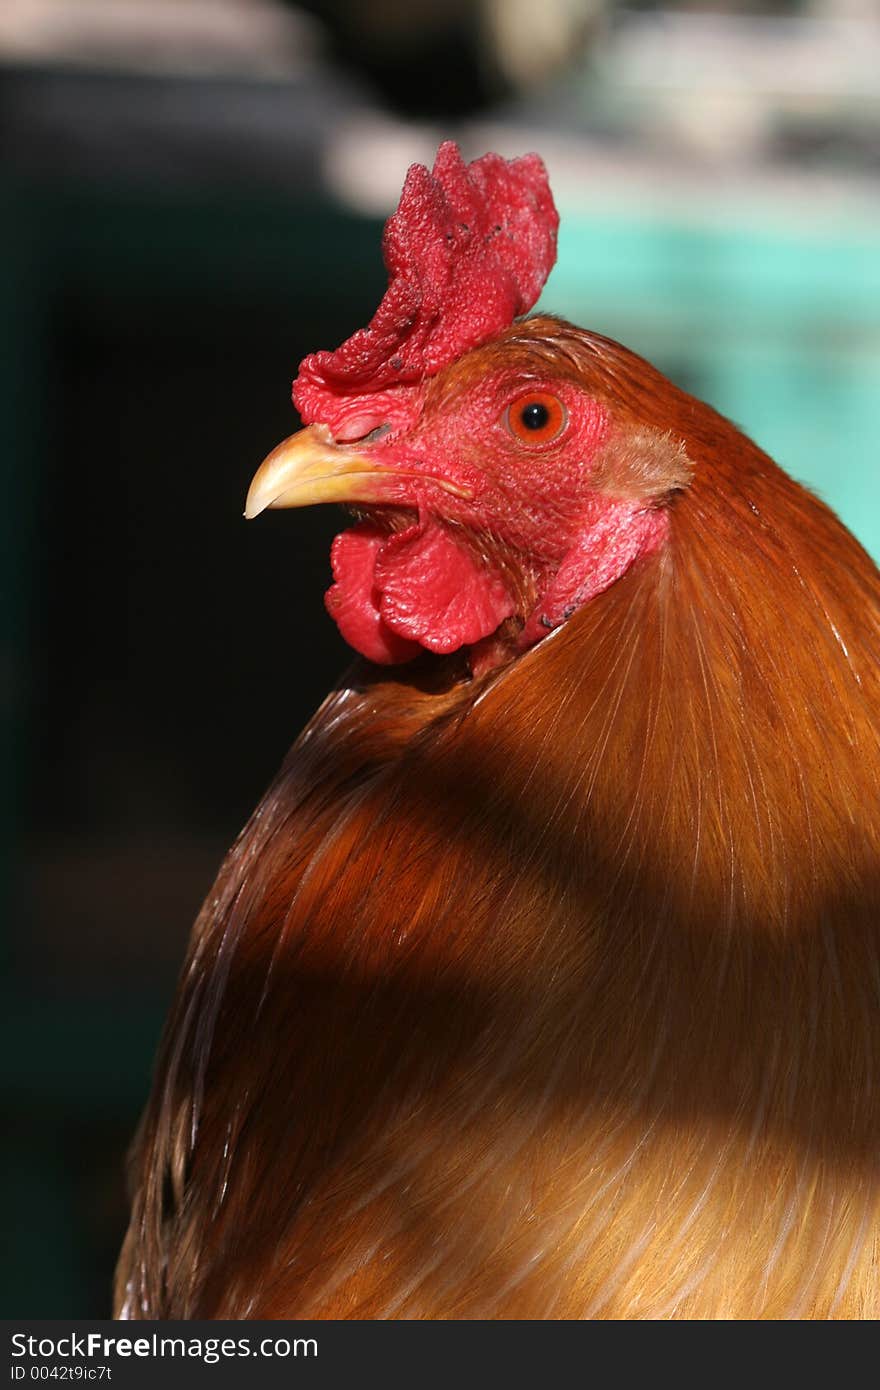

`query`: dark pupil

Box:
[520,401,550,431]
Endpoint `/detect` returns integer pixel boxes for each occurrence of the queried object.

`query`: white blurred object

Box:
[480,0,602,92]
[611,9,880,101]
[0,0,321,77]
[322,118,445,216]
[603,7,880,158]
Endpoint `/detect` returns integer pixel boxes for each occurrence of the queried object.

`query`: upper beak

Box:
[244,423,396,520]
[245,423,473,520]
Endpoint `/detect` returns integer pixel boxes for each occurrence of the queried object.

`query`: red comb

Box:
[293,141,559,436]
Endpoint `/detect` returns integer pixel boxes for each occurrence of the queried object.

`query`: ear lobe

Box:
[589,427,694,504]
[518,498,673,650]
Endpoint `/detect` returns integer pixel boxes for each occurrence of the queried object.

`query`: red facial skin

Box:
[321,357,672,670]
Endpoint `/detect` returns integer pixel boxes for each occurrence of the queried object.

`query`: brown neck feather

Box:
[119,323,880,1319]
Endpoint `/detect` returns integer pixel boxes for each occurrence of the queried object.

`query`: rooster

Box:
[116,143,880,1319]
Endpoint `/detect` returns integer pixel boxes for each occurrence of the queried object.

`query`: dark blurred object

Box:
[0,61,364,190]
[1,57,394,1315]
[0,0,601,126]
[301,0,493,116]
[298,0,600,117]
[6,175,384,984]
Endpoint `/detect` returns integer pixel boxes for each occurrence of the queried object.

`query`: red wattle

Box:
[325,519,514,665]
[375,524,515,654]
[326,526,420,666]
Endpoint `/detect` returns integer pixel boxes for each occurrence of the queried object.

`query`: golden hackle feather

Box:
[116,319,880,1318]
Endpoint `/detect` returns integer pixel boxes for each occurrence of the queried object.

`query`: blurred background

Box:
[2,0,879,1316]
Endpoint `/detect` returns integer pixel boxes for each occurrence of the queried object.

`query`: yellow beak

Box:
[244,423,473,520]
[244,424,395,520]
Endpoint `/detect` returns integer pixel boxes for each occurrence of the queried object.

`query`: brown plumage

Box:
[116,318,880,1319]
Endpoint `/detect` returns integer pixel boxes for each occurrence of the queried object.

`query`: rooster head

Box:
[245,143,691,670]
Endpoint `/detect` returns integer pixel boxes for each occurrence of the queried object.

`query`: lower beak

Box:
[244,424,395,520]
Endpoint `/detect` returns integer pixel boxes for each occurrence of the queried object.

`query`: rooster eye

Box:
[504,392,567,445]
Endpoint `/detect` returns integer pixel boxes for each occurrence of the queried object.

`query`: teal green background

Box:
[543,211,880,561]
